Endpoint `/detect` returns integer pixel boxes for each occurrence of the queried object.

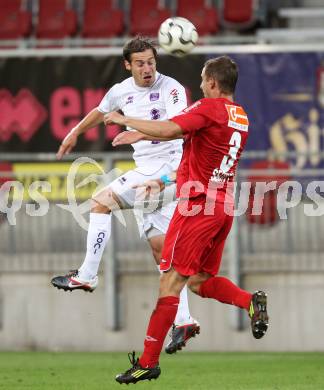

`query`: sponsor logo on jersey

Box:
[225,104,249,132]
[151,141,160,144]
[126,96,134,104]
[149,92,159,101]
[210,168,234,183]
[170,89,179,104]
[150,108,160,120]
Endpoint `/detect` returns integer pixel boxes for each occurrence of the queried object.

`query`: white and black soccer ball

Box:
[158,17,199,57]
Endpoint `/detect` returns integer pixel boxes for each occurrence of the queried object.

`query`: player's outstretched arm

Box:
[105,112,183,139]
[112,131,144,146]
[56,108,104,159]
[112,130,181,146]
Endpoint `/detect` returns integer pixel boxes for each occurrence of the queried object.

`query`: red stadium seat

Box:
[0,0,32,39]
[177,0,219,36]
[130,0,171,36]
[82,0,124,38]
[36,0,77,39]
[0,162,13,187]
[223,0,254,24]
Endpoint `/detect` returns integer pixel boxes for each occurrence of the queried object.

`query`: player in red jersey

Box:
[105,56,269,384]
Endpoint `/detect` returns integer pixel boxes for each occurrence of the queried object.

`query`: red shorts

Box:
[160,196,233,276]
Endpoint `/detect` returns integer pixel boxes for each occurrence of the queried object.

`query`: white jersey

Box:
[98,72,186,167]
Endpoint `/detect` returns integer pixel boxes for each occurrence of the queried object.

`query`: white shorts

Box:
[104,162,178,239]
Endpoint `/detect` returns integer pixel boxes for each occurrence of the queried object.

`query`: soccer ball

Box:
[158,17,198,57]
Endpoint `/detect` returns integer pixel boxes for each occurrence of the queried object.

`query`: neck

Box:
[208,91,233,100]
[219,93,233,101]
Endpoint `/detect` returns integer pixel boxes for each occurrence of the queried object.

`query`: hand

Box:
[104,111,126,126]
[133,179,165,197]
[56,129,78,160]
[112,131,144,146]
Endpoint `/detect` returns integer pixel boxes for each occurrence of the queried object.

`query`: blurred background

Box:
[1,0,324,352]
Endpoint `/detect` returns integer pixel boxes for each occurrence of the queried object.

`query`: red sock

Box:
[139,296,179,368]
[198,276,252,310]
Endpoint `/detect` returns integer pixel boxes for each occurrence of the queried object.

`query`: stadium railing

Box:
[1,151,324,329]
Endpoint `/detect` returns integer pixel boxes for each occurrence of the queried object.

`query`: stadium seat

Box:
[0,0,32,39]
[130,0,171,36]
[82,0,124,38]
[222,0,254,25]
[36,0,77,39]
[176,0,219,36]
[0,162,13,186]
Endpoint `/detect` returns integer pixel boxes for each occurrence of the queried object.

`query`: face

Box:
[124,49,157,88]
[200,67,211,98]
[200,67,220,98]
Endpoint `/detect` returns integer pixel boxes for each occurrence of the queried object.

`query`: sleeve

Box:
[163,79,188,119]
[97,84,120,114]
[170,100,213,134]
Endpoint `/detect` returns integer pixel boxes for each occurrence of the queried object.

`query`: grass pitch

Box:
[0,352,323,390]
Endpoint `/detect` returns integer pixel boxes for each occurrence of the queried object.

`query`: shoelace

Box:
[168,323,176,338]
[66,269,78,278]
[124,351,139,374]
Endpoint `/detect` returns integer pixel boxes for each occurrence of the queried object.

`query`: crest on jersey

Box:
[150,108,160,120]
[225,104,249,132]
[126,96,134,104]
[150,92,159,101]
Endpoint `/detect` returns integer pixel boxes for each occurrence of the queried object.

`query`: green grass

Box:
[0,352,323,390]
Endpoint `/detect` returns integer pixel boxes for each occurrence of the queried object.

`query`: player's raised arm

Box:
[105,111,183,139]
[56,108,104,159]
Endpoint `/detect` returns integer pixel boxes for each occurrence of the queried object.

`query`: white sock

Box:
[175,285,193,325]
[78,213,111,280]
[156,265,192,326]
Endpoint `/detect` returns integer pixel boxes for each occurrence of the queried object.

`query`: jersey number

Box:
[220,131,242,173]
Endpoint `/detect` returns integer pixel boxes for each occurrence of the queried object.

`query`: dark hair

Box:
[204,56,238,95]
[123,36,158,63]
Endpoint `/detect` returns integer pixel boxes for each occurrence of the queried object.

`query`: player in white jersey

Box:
[51,37,200,353]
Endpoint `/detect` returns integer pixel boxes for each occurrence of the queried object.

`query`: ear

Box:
[124,60,131,71]
[208,78,216,90]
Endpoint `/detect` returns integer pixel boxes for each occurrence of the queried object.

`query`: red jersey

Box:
[171,98,249,201]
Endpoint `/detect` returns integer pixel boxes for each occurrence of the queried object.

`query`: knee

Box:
[187,273,211,295]
[158,273,172,297]
[158,276,167,296]
[158,270,185,297]
[91,188,122,213]
[187,278,202,295]
[90,199,110,214]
